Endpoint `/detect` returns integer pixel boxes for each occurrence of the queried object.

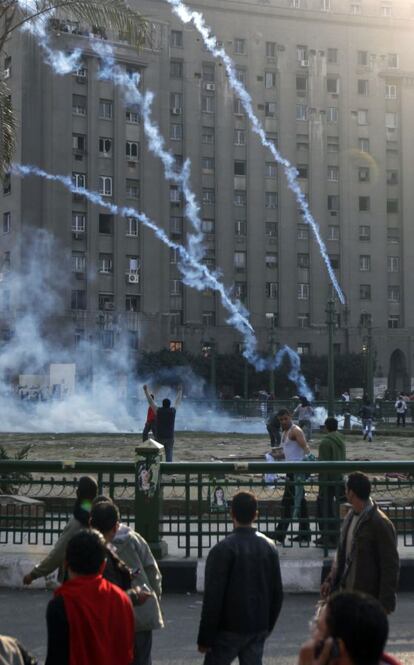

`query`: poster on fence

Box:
[210,485,228,512]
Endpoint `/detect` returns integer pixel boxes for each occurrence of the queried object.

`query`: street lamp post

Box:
[366,323,374,403]
[268,330,276,396]
[326,299,336,417]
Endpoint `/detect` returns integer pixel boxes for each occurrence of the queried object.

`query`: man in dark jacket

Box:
[316,417,346,548]
[321,472,399,614]
[198,491,283,664]
[143,384,182,462]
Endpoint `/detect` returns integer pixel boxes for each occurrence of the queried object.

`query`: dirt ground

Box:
[0,430,413,462]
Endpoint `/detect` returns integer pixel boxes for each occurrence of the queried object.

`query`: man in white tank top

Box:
[275,408,311,544]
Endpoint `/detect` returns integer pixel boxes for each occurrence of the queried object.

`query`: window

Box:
[72,134,86,153]
[297,342,311,355]
[202,311,216,327]
[265,192,278,209]
[297,45,308,62]
[297,253,310,268]
[358,79,369,95]
[126,179,139,199]
[99,137,112,156]
[265,71,276,88]
[201,96,214,114]
[381,2,392,17]
[234,129,245,146]
[170,60,183,78]
[170,30,183,47]
[72,212,86,235]
[126,295,140,312]
[266,42,276,58]
[266,133,278,149]
[388,286,400,302]
[387,170,398,185]
[265,162,277,178]
[297,283,309,300]
[387,256,400,272]
[359,225,371,241]
[234,98,243,115]
[98,176,112,197]
[99,214,113,234]
[203,189,215,204]
[235,67,246,84]
[296,104,308,121]
[126,108,139,123]
[234,161,246,176]
[387,53,399,68]
[234,251,246,270]
[71,290,86,310]
[72,94,86,115]
[266,282,278,299]
[202,127,214,144]
[297,224,309,240]
[321,0,331,10]
[234,220,246,236]
[2,212,10,234]
[329,254,340,269]
[266,253,278,268]
[72,172,86,188]
[359,167,370,182]
[98,293,114,311]
[327,77,339,94]
[387,228,400,243]
[168,340,183,353]
[385,84,397,99]
[328,195,340,212]
[99,253,113,274]
[265,102,277,117]
[126,217,138,237]
[99,99,112,119]
[297,137,309,151]
[203,63,215,82]
[327,107,338,123]
[126,141,139,161]
[201,219,215,234]
[170,92,183,114]
[327,48,338,64]
[234,191,247,207]
[170,123,183,139]
[298,314,310,328]
[388,315,400,329]
[266,222,278,237]
[357,50,368,66]
[235,282,247,301]
[357,109,368,125]
[385,112,397,129]
[360,313,372,327]
[170,248,178,264]
[170,312,183,332]
[328,225,340,240]
[202,157,214,173]
[359,138,370,153]
[170,216,183,237]
[350,3,362,14]
[234,38,246,55]
[297,165,308,179]
[296,76,307,93]
[266,312,278,328]
[359,196,370,212]
[359,255,371,271]
[170,279,183,296]
[387,199,399,214]
[170,186,181,203]
[360,284,371,300]
[328,166,339,182]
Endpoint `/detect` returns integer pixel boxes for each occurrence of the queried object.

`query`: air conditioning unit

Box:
[171,107,182,115]
[128,273,139,284]
[205,83,216,91]
[300,60,309,67]
[3,68,10,80]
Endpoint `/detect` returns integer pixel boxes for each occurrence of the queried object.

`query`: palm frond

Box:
[0,80,16,181]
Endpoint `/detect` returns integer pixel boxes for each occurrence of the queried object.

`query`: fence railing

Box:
[0,459,413,558]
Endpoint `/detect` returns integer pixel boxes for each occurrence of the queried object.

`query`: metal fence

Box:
[0,460,413,558]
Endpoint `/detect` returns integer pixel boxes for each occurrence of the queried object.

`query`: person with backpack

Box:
[395,394,408,427]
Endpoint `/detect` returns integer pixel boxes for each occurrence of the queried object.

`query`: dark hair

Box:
[300,397,309,407]
[326,592,388,665]
[346,471,371,500]
[162,398,171,408]
[76,476,98,501]
[231,491,257,525]
[90,501,120,534]
[325,417,338,432]
[92,494,113,506]
[277,408,290,417]
[66,529,106,575]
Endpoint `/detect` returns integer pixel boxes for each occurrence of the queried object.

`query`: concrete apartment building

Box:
[1,0,414,391]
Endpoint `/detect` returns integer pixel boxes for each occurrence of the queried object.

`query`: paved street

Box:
[0,590,413,664]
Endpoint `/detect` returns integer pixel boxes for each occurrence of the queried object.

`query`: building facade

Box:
[1,0,414,390]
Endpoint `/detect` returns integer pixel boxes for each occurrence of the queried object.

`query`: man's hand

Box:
[320,576,332,600]
[23,573,33,586]
[298,637,335,665]
[198,646,211,654]
[143,384,148,392]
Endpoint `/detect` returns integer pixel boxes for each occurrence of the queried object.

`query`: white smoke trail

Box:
[164,0,346,306]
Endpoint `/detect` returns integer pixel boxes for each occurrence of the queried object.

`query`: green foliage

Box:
[0,443,33,493]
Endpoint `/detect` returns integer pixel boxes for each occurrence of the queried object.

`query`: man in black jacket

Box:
[198,491,283,665]
[143,384,182,462]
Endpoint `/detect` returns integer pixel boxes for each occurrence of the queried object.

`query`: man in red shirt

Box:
[45,529,135,665]
[142,393,157,442]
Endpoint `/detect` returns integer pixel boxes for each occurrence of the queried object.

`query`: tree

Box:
[0,0,147,177]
